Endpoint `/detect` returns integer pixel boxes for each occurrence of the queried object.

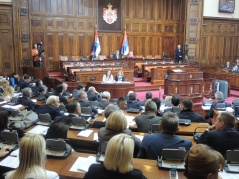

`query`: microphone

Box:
[162,140,185,149]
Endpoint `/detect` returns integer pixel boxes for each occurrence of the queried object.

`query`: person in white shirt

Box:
[102,70,114,82]
[5,134,59,179]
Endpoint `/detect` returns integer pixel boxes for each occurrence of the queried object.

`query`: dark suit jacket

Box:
[135,113,162,133]
[35,104,64,121]
[113,53,122,59]
[55,113,79,125]
[78,99,98,114]
[175,48,183,62]
[19,81,30,90]
[137,132,192,160]
[98,100,109,109]
[127,100,143,110]
[84,164,146,179]
[208,101,231,118]
[177,109,204,122]
[197,127,239,157]
[17,97,35,111]
[87,91,101,102]
[52,92,68,105]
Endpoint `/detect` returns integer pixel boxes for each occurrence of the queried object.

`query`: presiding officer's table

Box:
[88,81,135,99]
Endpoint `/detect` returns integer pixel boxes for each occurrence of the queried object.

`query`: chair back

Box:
[150,124,161,133]
[89,101,99,108]
[38,113,52,122]
[81,107,93,117]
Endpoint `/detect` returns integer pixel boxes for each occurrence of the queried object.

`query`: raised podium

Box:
[164,69,203,103]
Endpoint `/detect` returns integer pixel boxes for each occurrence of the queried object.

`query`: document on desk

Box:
[70,156,99,173]
[219,170,239,178]
[77,129,93,137]
[162,160,185,169]
[135,135,144,141]
[97,109,104,115]
[125,115,135,128]
[228,164,239,172]
[26,125,49,135]
[0,156,19,168]
[2,104,23,110]
[32,99,37,102]
[10,148,19,157]
[93,133,98,141]
[201,106,210,110]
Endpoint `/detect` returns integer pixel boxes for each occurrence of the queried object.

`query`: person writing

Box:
[102,70,114,82]
[115,69,125,82]
[175,44,183,63]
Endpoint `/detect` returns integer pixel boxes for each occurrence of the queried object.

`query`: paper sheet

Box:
[228,164,239,172]
[26,125,49,135]
[69,156,99,173]
[219,170,239,178]
[0,156,19,168]
[93,133,98,141]
[162,160,185,169]
[77,130,93,137]
[97,109,104,115]
[2,104,23,110]
[201,106,210,110]
[135,135,144,141]
[10,149,19,157]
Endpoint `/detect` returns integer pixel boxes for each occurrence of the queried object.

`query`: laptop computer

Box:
[70,117,88,130]
[36,114,52,126]
[0,131,19,150]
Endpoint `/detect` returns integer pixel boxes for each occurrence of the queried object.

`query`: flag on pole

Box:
[93,29,101,56]
[121,30,129,55]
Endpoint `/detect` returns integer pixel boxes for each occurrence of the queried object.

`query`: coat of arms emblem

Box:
[103,3,117,24]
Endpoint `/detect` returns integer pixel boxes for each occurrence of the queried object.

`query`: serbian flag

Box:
[93,29,101,56]
[121,30,129,55]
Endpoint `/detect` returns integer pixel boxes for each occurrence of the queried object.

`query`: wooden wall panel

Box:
[200,18,239,69]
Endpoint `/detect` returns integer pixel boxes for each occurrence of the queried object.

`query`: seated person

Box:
[164,95,173,107]
[124,91,134,102]
[235,59,239,66]
[17,87,35,111]
[127,92,143,110]
[184,144,224,179]
[92,104,119,128]
[45,122,69,139]
[72,83,85,99]
[52,84,68,105]
[84,134,146,179]
[9,72,19,88]
[55,101,81,125]
[177,98,204,122]
[137,112,192,160]
[35,95,64,121]
[164,95,181,113]
[102,70,114,83]
[98,111,141,157]
[1,86,14,102]
[139,92,152,106]
[0,79,9,94]
[127,51,135,59]
[117,97,127,110]
[0,109,9,131]
[135,101,161,133]
[5,134,59,178]
[87,86,101,102]
[99,91,110,109]
[231,65,239,73]
[113,50,122,59]
[62,83,71,97]
[152,97,162,117]
[19,74,31,90]
[208,91,231,118]
[222,61,231,69]
[197,111,239,157]
[89,51,96,60]
[76,91,98,115]
[31,79,43,97]
[36,85,48,100]
[115,70,125,82]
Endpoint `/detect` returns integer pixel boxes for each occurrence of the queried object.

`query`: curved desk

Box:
[89,82,135,99]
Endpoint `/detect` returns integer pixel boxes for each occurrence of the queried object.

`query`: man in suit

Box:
[87,86,101,102]
[72,83,85,99]
[52,84,68,105]
[99,91,110,109]
[197,112,239,157]
[55,101,81,125]
[177,98,204,122]
[113,50,122,59]
[222,61,231,69]
[139,92,152,106]
[19,74,31,90]
[208,91,231,118]
[17,87,35,111]
[175,44,183,63]
[137,112,192,160]
[135,101,161,133]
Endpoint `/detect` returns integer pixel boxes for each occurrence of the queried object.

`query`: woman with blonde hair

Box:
[115,69,125,82]
[184,144,225,179]
[1,86,14,102]
[84,134,146,179]
[0,79,9,94]
[5,134,59,179]
[98,110,141,156]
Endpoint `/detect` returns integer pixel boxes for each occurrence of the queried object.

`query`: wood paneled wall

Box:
[28,0,186,71]
[200,17,239,69]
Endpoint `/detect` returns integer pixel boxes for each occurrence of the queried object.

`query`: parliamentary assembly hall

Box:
[0,0,239,179]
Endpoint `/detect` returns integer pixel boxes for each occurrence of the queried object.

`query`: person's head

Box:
[23,74,31,83]
[106,70,111,76]
[55,84,64,94]
[104,104,119,118]
[117,97,127,110]
[127,91,134,96]
[115,50,119,55]
[77,84,85,91]
[106,111,127,131]
[22,87,32,98]
[236,59,239,63]
[184,144,225,179]
[159,112,179,134]
[45,122,69,139]
[91,51,95,55]
[46,95,60,107]
[1,79,9,88]
[33,43,37,49]
[2,86,14,98]
[181,98,193,110]
[215,112,235,130]
[177,44,181,49]
[13,134,46,178]
[151,97,161,111]
[102,91,110,100]
[117,69,124,77]
[226,61,230,66]
[88,86,96,94]
[62,83,68,92]
[66,101,81,114]
[129,51,133,56]
[35,80,43,87]
[11,72,18,78]
[145,101,157,114]
[128,93,136,101]
[215,91,224,101]
[38,85,48,94]
[78,91,88,101]
[172,95,180,106]
[104,134,134,174]
[0,109,8,131]
[165,96,172,103]
[145,92,152,100]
